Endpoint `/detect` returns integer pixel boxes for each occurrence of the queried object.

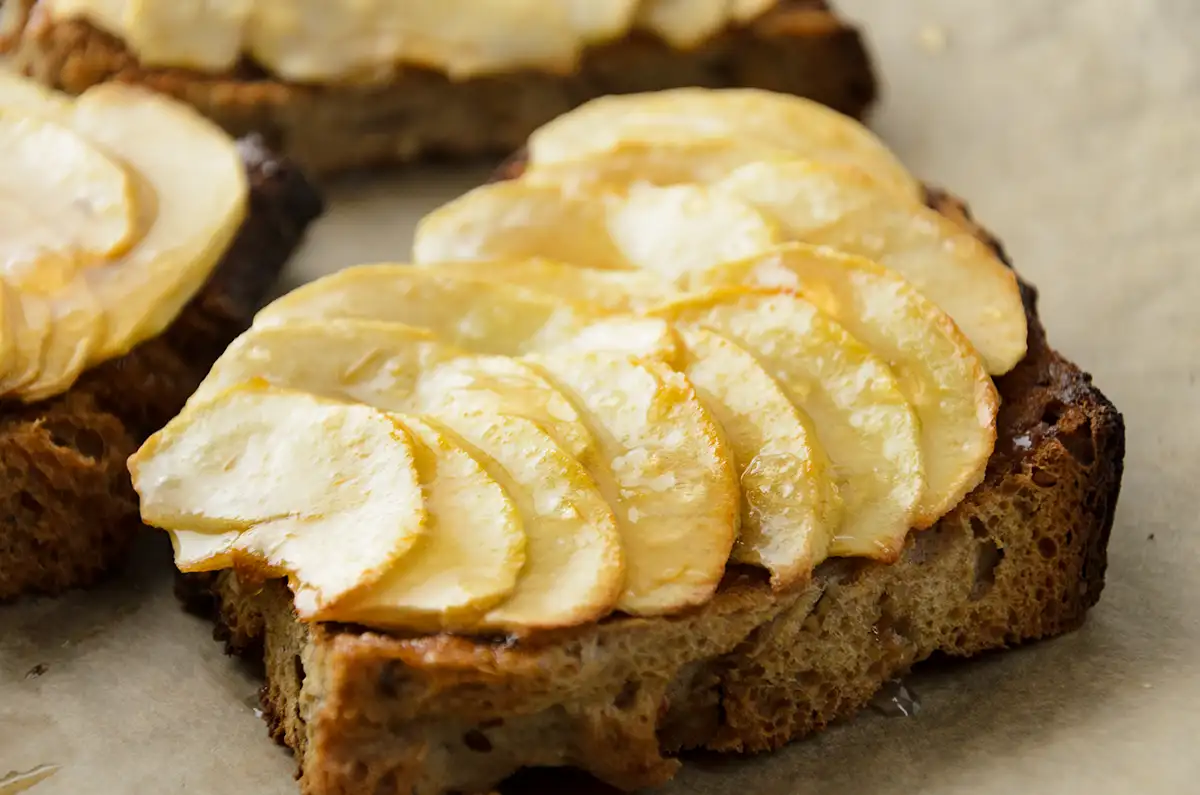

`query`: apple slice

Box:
[0,111,138,265]
[189,319,456,408]
[255,265,597,356]
[67,83,248,361]
[129,384,428,617]
[427,413,624,633]
[255,264,680,362]
[20,284,108,403]
[650,287,924,561]
[413,353,597,463]
[416,258,677,313]
[604,182,783,282]
[0,70,73,117]
[526,87,920,199]
[324,415,525,631]
[0,283,47,394]
[524,349,739,614]
[523,137,787,192]
[675,325,840,588]
[711,160,1027,374]
[695,244,999,525]
[413,179,781,278]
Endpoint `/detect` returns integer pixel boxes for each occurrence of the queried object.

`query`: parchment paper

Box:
[3,1,1198,792]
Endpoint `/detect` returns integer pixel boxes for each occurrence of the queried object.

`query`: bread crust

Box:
[0,137,323,601]
[179,187,1124,794]
[1,0,877,175]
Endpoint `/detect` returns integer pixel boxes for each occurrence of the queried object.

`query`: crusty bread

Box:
[1,0,877,176]
[0,136,323,601]
[176,186,1124,795]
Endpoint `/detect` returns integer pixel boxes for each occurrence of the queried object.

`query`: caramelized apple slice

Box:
[675,326,840,588]
[524,350,739,614]
[651,288,923,561]
[416,258,677,313]
[712,160,1027,374]
[413,179,781,277]
[325,415,525,630]
[129,384,428,616]
[526,87,920,199]
[696,244,999,525]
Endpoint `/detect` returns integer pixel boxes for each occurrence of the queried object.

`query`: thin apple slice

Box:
[129,384,427,617]
[0,70,73,117]
[695,244,999,525]
[325,415,525,631]
[523,137,786,192]
[650,287,923,561]
[526,87,920,199]
[603,182,783,282]
[675,325,840,588]
[413,179,781,277]
[255,265,597,356]
[416,258,677,313]
[413,353,597,463]
[0,111,138,265]
[524,349,739,614]
[545,315,682,366]
[68,83,248,361]
[414,179,633,271]
[20,284,108,403]
[189,319,456,408]
[0,282,47,393]
[428,413,624,633]
[711,160,1027,374]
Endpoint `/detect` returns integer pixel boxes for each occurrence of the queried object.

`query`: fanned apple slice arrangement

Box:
[131,88,1026,636]
[0,72,247,403]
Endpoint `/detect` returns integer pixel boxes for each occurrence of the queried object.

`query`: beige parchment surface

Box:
[2,1,1198,792]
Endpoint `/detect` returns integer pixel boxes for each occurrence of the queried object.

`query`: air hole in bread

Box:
[18,491,41,516]
[43,421,107,461]
[1056,419,1096,466]
[463,729,493,753]
[970,540,1004,600]
[614,679,641,711]
[969,517,987,539]
[1031,467,1058,487]
[1037,537,1058,559]
[1040,400,1065,427]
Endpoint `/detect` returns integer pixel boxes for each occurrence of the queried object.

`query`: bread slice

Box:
[176,186,1124,795]
[0,136,323,601]
[1,0,877,175]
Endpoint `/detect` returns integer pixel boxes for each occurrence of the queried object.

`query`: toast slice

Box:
[178,187,1124,795]
[1,0,877,175]
[0,136,323,601]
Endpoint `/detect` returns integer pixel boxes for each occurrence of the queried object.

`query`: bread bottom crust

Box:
[0,137,323,601]
[2,1,877,175]
[181,190,1124,795]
